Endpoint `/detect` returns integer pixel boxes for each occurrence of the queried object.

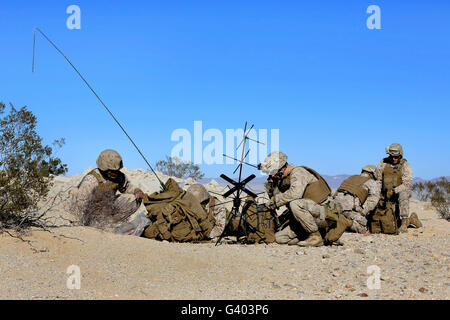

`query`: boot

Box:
[408,212,422,228]
[399,218,409,233]
[287,238,300,245]
[324,214,353,244]
[297,231,323,247]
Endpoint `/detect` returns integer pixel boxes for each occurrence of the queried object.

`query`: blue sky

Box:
[0,0,449,179]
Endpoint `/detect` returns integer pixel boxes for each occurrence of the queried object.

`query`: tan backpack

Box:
[369,199,399,234]
[142,178,215,242]
[224,198,278,244]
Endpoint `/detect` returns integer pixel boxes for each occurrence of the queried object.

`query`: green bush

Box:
[155,156,204,180]
[0,102,68,230]
[412,177,450,221]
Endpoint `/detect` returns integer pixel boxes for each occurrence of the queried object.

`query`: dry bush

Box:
[70,188,135,231]
[412,177,450,221]
[0,102,67,231]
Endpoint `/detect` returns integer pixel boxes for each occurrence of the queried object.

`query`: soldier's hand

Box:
[386,190,394,200]
[134,189,144,200]
[266,201,277,211]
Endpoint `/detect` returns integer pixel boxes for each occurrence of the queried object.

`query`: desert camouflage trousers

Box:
[397,189,411,219]
[342,211,368,234]
[209,206,227,238]
[275,198,326,244]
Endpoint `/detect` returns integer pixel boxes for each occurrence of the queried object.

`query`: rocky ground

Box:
[0,196,448,300]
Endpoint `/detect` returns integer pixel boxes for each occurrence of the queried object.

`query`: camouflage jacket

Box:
[266,165,318,208]
[334,177,381,216]
[376,159,413,194]
[74,168,139,211]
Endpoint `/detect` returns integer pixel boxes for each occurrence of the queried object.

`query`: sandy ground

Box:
[0,199,448,300]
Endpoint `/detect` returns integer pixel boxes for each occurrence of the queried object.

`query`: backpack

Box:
[224,198,278,244]
[142,178,215,242]
[369,199,399,234]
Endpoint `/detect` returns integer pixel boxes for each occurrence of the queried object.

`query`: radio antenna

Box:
[32,27,167,191]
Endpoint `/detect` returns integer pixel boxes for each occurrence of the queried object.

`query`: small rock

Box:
[419,287,428,293]
[345,284,355,292]
[271,282,281,289]
[322,254,330,259]
[357,293,368,297]
[354,248,365,255]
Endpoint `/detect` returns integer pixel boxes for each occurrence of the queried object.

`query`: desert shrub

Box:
[0,102,68,230]
[155,156,204,180]
[411,181,428,201]
[412,177,450,221]
[70,187,127,230]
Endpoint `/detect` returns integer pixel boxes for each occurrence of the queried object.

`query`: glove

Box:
[266,198,278,210]
[386,189,394,200]
[134,188,144,200]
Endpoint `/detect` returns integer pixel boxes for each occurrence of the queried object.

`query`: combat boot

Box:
[297,231,323,247]
[324,214,353,244]
[287,238,300,245]
[399,218,409,233]
[408,212,422,228]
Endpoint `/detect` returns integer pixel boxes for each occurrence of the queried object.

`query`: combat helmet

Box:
[96,149,123,171]
[361,164,377,180]
[385,143,403,157]
[259,151,288,175]
[187,184,210,204]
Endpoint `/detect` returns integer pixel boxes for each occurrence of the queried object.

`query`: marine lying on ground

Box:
[70,149,145,231]
[69,143,423,244]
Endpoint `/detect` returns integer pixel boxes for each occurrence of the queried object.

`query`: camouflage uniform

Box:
[74,168,141,222]
[207,197,227,238]
[267,166,328,243]
[376,159,412,219]
[334,173,380,233]
[71,150,143,231]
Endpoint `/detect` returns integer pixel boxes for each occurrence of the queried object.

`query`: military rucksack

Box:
[321,201,353,243]
[224,198,278,244]
[142,178,215,242]
[369,199,399,234]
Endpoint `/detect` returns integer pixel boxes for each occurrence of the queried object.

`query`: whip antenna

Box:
[32,27,167,191]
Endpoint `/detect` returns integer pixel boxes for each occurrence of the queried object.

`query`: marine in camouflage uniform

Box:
[72,149,144,230]
[333,165,380,234]
[187,184,226,239]
[376,143,422,232]
[259,152,333,247]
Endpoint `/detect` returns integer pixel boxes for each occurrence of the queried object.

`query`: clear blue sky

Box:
[1,0,449,179]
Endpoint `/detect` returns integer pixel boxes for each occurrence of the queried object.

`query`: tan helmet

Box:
[259,151,288,175]
[187,184,210,204]
[96,149,123,171]
[385,143,403,157]
[361,164,377,179]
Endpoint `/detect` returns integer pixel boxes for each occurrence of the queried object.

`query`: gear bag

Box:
[322,201,353,243]
[142,178,215,242]
[224,198,278,244]
[369,199,399,234]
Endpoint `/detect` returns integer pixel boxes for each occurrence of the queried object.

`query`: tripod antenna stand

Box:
[215,122,267,245]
